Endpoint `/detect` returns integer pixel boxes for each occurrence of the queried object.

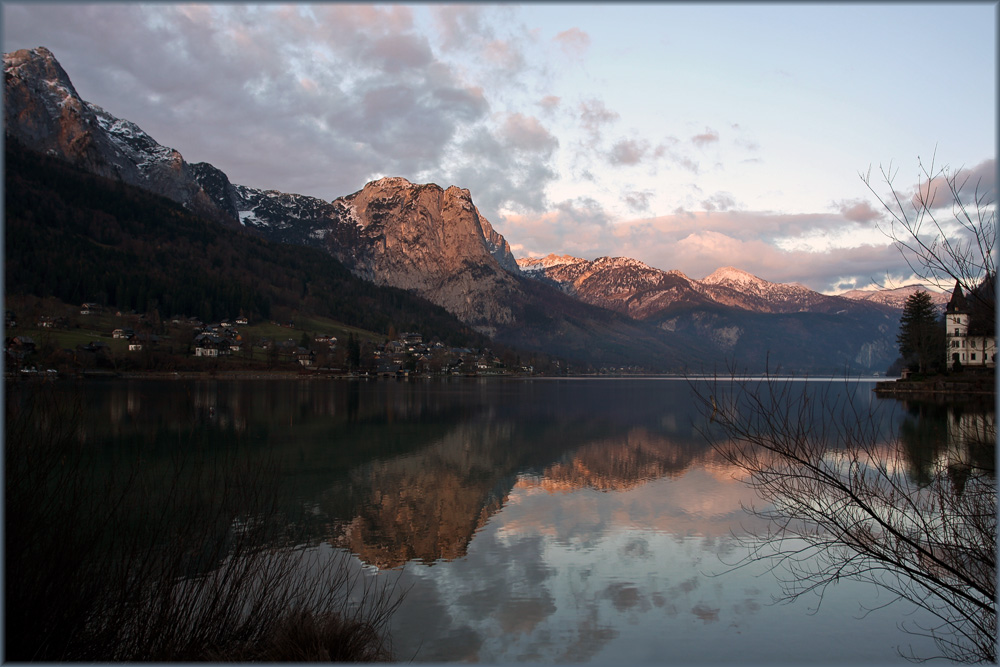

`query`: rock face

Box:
[334,178,522,328]
[224,176,524,331]
[4,47,236,227]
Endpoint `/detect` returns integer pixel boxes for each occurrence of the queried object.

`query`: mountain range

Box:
[5,46,929,373]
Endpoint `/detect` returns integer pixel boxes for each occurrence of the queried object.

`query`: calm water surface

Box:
[17,377,990,663]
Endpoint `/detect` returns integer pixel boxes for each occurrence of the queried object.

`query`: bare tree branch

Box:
[694,372,996,663]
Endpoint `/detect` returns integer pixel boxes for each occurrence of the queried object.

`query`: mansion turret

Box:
[945,281,995,370]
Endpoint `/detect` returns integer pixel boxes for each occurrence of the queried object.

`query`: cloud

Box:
[500,197,613,259]
[504,201,919,293]
[500,113,559,154]
[553,27,590,58]
[432,4,492,52]
[578,98,619,141]
[483,38,526,72]
[691,127,720,148]
[3,4,503,199]
[700,192,737,212]
[447,123,558,214]
[832,198,883,223]
[364,33,434,73]
[608,138,649,166]
[623,190,654,214]
[538,95,561,113]
[921,157,997,211]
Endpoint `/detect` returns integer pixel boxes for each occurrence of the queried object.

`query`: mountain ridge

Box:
[4,45,908,373]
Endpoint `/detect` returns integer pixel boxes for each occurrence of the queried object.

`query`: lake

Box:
[5,376,993,662]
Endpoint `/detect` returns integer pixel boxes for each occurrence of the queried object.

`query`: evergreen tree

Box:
[347,333,361,369]
[897,291,943,374]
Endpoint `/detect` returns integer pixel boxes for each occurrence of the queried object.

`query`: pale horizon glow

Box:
[2,3,995,294]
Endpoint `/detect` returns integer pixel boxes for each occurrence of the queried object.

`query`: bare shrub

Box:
[4,382,404,661]
[694,373,996,663]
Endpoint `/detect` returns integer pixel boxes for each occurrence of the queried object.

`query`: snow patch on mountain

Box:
[702,266,767,287]
[517,254,588,273]
[840,285,949,311]
[89,103,177,169]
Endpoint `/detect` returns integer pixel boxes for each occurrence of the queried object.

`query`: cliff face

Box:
[334,178,522,329]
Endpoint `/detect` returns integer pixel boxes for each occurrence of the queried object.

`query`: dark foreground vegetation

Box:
[4,382,403,661]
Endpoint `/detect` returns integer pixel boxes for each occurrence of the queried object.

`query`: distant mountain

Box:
[3,45,906,373]
[519,254,902,373]
[840,285,949,311]
[518,255,896,319]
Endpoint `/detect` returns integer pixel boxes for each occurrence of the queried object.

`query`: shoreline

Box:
[9,369,902,382]
[873,376,996,397]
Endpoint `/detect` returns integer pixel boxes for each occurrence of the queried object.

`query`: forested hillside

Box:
[4,141,488,348]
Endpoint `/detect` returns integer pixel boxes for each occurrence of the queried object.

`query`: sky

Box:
[3,2,996,293]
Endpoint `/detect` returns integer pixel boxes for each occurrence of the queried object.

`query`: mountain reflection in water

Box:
[23,377,975,663]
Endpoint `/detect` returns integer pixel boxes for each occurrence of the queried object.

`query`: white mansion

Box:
[945,282,996,370]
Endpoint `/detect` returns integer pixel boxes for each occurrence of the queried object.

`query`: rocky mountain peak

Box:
[840,285,950,310]
[702,266,766,287]
[517,254,588,272]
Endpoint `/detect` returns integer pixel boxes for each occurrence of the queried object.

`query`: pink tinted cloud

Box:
[553,27,591,58]
[833,199,882,223]
[501,204,910,292]
[500,113,559,154]
[691,127,720,147]
[431,4,491,51]
[921,158,996,210]
[539,95,561,112]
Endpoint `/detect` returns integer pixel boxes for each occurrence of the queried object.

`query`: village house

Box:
[945,282,996,370]
[6,335,36,358]
[315,334,337,346]
[295,347,315,367]
[193,333,228,357]
[128,333,158,352]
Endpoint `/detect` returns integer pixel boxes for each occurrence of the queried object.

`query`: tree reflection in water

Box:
[695,375,996,663]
